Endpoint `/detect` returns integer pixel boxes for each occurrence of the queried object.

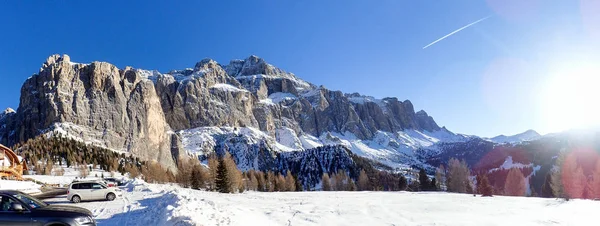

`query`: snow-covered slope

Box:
[179,125,470,171]
[45,180,600,226]
[490,130,541,144]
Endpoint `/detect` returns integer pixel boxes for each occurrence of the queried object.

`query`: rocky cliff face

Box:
[0,108,16,145]
[13,54,178,169]
[1,54,450,171]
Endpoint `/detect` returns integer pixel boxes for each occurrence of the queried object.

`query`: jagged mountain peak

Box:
[194,58,221,71]
[42,54,70,67]
[416,110,428,115]
[225,55,297,79]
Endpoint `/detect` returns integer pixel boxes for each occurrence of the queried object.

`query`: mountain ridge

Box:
[0,54,547,175]
[489,129,541,144]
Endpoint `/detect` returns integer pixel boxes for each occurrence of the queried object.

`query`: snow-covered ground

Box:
[0,180,41,194]
[24,165,123,187]
[43,179,600,226]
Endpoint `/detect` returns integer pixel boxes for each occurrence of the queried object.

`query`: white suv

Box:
[67,181,123,203]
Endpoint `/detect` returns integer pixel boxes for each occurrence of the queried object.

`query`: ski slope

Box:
[43,179,600,226]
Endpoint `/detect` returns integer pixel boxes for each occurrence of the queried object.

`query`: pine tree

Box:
[191,163,207,190]
[504,168,526,196]
[285,171,296,192]
[45,158,54,175]
[176,158,193,188]
[479,174,493,197]
[125,164,140,179]
[278,174,287,192]
[322,173,331,191]
[435,165,445,190]
[466,180,474,194]
[408,180,420,192]
[430,178,438,191]
[267,171,276,192]
[541,172,555,198]
[475,174,483,194]
[330,173,338,191]
[398,174,408,191]
[590,160,600,199]
[447,158,470,193]
[79,163,89,178]
[358,169,369,191]
[551,151,566,198]
[215,157,230,193]
[568,167,587,199]
[418,169,431,191]
[249,171,259,191]
[294,174,304,192]
[335,170,349,191]
[257,171,266,192]
[223,152,243,193]
[207,154,219,191]
[562,153,587,199]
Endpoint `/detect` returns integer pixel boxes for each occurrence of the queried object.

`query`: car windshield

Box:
[13,193,48,209]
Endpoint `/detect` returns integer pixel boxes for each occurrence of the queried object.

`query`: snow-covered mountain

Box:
[489,130,541,144]
[0,54,566,191]
[0,54,471,173]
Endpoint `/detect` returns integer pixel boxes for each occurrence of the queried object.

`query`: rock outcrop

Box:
[0,108,16,145]
[14,54,178,169]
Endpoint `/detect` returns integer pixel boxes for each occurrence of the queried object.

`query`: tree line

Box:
[541,150,600,200]
[174,151,412,193]
[18,134,600,199]
[12,134,156,179]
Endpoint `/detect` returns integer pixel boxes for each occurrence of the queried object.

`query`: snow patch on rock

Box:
[210,83,248,93]
[260,92,297,105]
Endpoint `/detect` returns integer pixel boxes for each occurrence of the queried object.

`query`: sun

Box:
[538,61,600,133]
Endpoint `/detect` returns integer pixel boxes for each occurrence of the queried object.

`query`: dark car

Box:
[0,190,96,226]
[103,178,124,186]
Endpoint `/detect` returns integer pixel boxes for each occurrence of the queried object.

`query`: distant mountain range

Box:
[489,130,542,144]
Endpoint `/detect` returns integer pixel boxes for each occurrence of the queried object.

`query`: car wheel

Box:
[72,195,81,203]
[107,193,116,201]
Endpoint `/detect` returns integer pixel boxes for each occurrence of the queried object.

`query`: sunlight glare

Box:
[539,61,600,132]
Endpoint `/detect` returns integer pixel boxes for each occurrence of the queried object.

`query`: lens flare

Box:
[486,0,540,22]
[580,0,600,39]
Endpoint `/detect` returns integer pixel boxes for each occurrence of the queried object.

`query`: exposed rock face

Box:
[0,108,16,144]
[415,110,441,132]
[154,59,257,131]
[14,54,177,169]
[1,54,448,171]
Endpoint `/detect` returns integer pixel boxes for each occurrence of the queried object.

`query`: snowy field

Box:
[0,180,41,194]
[41,179,600,226]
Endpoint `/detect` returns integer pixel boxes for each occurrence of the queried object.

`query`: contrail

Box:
[423,15,493,49]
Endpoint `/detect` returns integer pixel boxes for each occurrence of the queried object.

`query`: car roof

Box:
[71,181,102,184]
[0,190,26,195]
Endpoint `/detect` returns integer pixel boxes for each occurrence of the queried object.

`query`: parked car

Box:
[72,178,113,187]
[0,190,96,226]
[103,178,124,186]
[67,181,123,203]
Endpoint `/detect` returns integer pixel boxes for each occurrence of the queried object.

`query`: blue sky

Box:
[1,0,598,137]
